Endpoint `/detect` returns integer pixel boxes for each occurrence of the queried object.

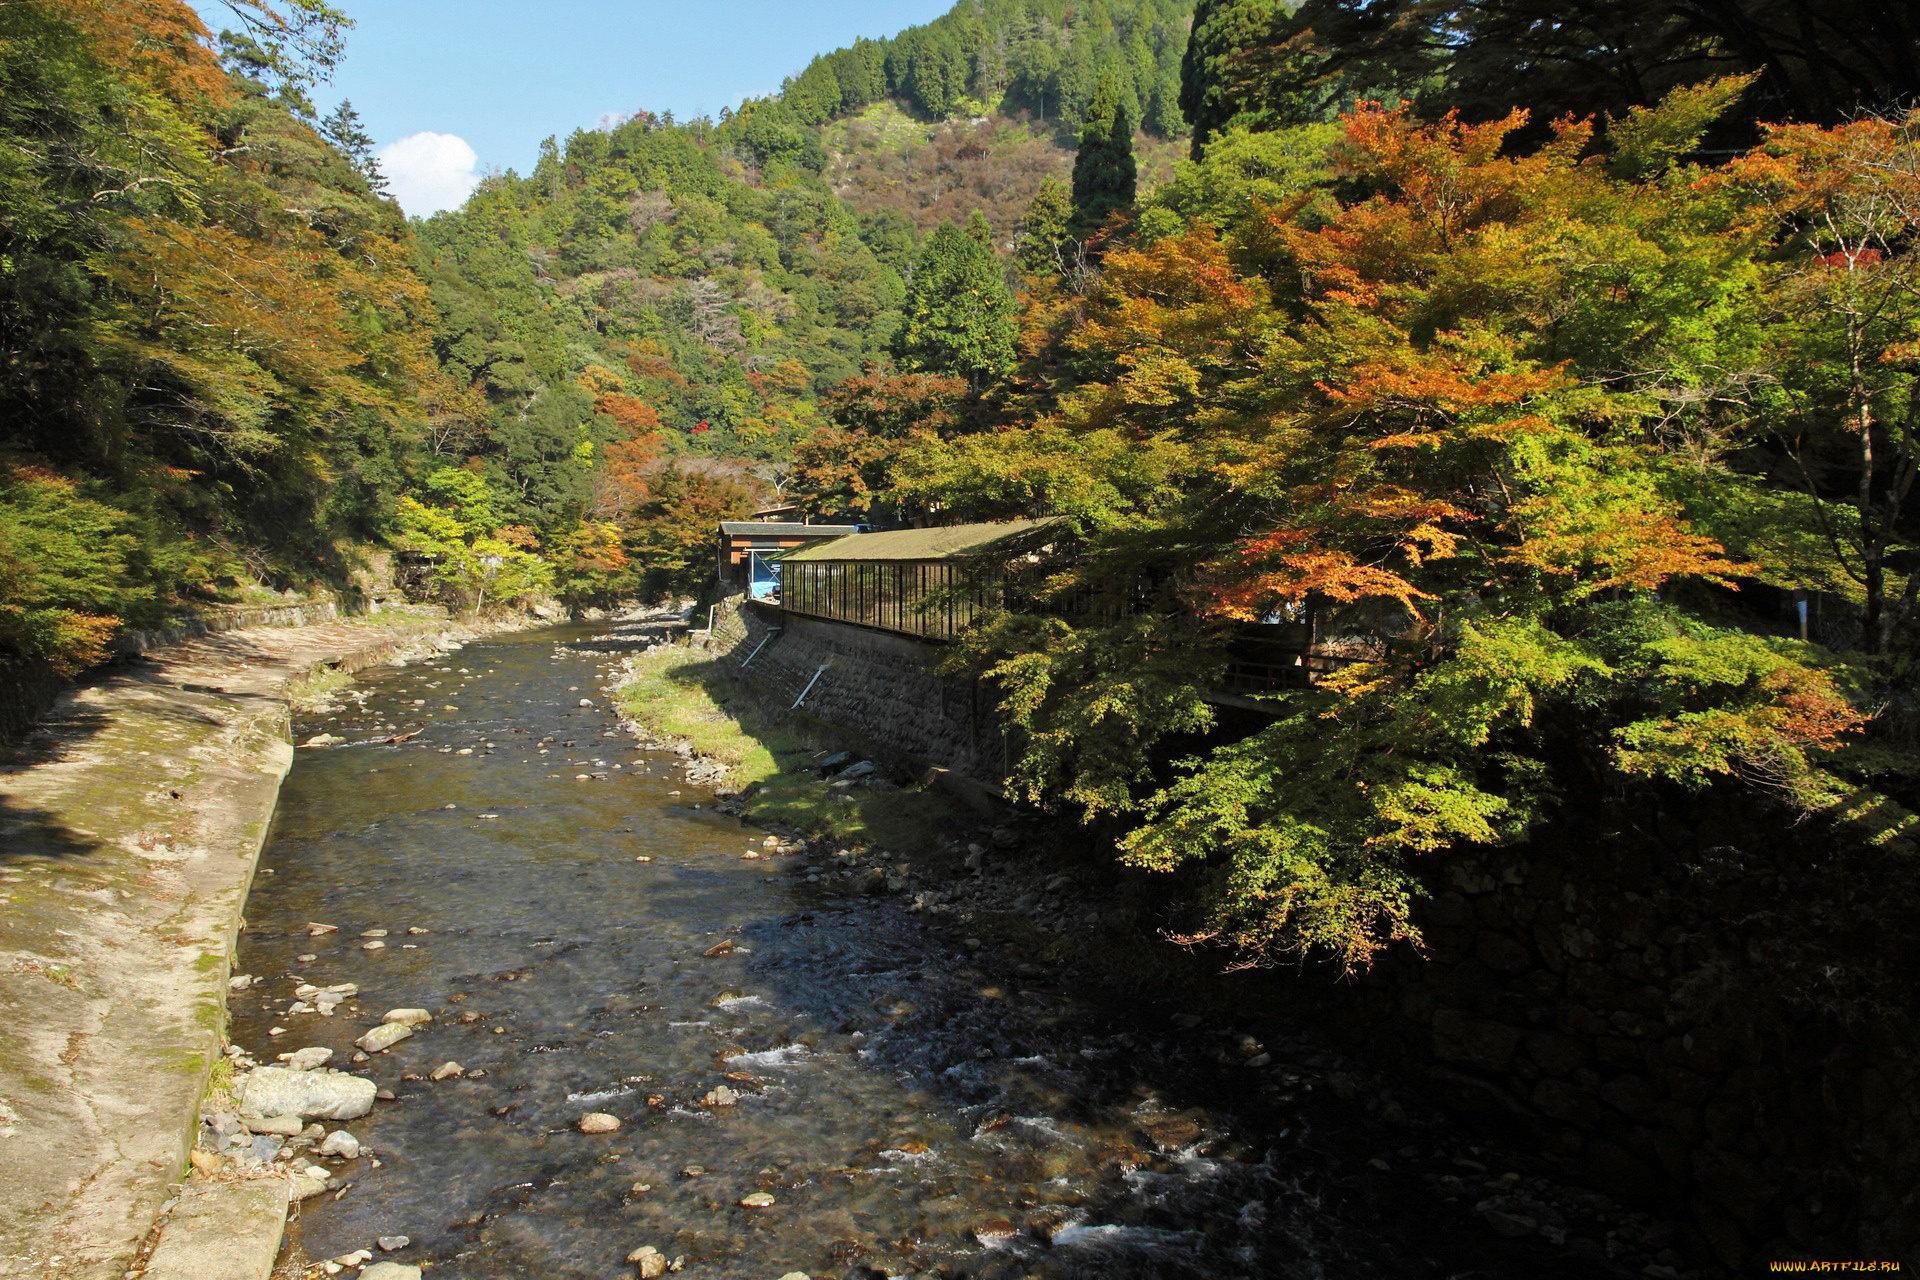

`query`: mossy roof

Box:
[782,517,1068,563]
[717,522,859,537]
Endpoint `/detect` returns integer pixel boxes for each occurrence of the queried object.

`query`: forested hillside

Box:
[0,0,438,675]
[0,0,1201,675]
[781,0,1195,137]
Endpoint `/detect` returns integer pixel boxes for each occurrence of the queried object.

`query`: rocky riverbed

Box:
[219,619,1699,1280]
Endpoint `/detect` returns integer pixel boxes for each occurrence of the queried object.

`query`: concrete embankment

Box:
[0,616,487,1280]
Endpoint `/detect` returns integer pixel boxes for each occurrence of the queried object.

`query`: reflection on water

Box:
[232,624,1609,1280]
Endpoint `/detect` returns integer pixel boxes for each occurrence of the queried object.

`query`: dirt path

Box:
[0,618,478,1280]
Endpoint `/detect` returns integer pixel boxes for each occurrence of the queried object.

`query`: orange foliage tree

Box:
[908,95,1903,971]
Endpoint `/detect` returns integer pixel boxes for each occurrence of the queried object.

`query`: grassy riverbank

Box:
[615,645,972,852]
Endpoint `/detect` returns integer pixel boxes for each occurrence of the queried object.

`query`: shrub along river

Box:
[227,622,1665,1279]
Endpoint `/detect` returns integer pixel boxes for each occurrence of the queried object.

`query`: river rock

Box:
[739,1191,776,1207]
[383,1008,433,1027]
[247,1113,304,1137]
[356,1023,414,1053]
[291,1167,330,1200]
[701,1086,739,1108]
[281,1046,333,1071]
[627,1245,668,1278]
[237,1067,376,1121]
[319,1130,361,1159]
[360,1266,423,1280]
[579,1112,621,1133]
[377,1234,411,1251]
[306,922,339,936]
[429,1061,462,1081]
[1481,1208,1540,1238]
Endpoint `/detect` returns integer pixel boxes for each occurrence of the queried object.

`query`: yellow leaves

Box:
[1112,348,1201,409]
[1078,228,1267,379]
[101,218,361,435]
[1506,446,1753,596]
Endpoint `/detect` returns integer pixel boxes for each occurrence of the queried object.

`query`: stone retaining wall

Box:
[0,598,356,744]
[705,598,1005,780]
[112,596,351,657]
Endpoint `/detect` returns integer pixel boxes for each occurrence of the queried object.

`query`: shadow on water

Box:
[226,624,1641,1280]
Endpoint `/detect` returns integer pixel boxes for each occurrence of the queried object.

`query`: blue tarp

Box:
[747,550,780,600]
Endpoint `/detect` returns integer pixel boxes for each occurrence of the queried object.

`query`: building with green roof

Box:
[780,517,1069,639]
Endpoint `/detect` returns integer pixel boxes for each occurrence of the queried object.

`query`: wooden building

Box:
[716,522,860,596]
[780,518,1067,639]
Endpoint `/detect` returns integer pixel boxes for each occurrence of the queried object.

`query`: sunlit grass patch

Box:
[617,646,970,851]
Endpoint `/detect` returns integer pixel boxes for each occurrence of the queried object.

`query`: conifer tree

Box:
[893,212,1018,390]
[321,98,388,193]
[1070,75,1136,231]
[1179,0,1296,158]
[1016,176,1075,276]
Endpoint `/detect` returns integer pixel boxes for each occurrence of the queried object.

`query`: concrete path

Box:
[0,619,456,1279]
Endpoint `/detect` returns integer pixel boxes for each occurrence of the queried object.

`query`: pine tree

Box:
[321,99,388,194]
[893,212,1018,390]
[1070,75,1136,231]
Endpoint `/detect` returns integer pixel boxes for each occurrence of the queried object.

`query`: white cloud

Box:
[376,131,480,217]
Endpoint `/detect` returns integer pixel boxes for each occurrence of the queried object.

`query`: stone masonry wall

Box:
[704,599,1004,780]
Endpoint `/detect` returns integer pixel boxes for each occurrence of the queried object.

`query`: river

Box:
[228,622,1652,1280]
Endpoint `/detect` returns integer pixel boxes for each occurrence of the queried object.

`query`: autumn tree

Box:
[901,96,1907,971]
[0,0,438,662]
[788,365,967,520]
[1711,115,1920,654]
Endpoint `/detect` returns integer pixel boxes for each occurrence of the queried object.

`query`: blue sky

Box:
[191,1,954,215]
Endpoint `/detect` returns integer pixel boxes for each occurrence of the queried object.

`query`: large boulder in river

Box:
[356,1022,415,1053]
[236,1066,376,1122]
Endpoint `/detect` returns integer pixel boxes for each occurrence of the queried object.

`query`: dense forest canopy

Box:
[3,0,1919,974]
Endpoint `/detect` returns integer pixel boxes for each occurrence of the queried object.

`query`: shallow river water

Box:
[230,623,1642,1280]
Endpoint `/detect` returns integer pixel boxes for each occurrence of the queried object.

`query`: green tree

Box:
[1178,0,1297,157]
[893,212,1019,389]
[319,98,387,193]
[397,468,553,613]
[1071,75,1139,231]
[1016,176,1076,275]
